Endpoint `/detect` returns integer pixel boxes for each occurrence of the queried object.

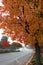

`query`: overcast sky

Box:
[0,0,4,7]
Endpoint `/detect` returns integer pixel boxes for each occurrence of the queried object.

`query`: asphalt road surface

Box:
[0,49,34,65]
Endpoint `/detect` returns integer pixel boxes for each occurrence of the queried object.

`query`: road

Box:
[0,49,34,65]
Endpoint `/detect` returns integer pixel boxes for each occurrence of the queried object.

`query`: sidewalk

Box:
[23,53,35,65]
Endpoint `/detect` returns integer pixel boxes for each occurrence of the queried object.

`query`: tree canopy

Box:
[0,0,43,46]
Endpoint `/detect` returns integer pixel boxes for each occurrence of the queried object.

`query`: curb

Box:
[23,53,35,65]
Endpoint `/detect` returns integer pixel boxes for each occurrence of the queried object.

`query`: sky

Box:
[0,0,4,7]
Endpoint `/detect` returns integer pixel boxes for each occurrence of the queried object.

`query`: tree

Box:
[12,42,22,49]
[0,0,43,64]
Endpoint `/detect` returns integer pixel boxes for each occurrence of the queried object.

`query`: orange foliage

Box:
[0,0,43,47]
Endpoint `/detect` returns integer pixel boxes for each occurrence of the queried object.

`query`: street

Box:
[0,49,34,65]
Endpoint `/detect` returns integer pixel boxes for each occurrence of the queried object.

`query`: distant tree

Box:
[1,36,8,41]
[12,42,22,49]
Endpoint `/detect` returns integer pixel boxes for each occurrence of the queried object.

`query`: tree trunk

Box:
[35,42,42,65]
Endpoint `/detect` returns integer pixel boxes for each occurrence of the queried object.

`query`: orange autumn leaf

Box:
[0,0,43,47]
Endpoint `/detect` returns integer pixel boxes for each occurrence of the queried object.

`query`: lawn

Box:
[0,49,20,54]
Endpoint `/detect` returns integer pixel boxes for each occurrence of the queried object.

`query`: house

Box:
[1,36,10,48]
